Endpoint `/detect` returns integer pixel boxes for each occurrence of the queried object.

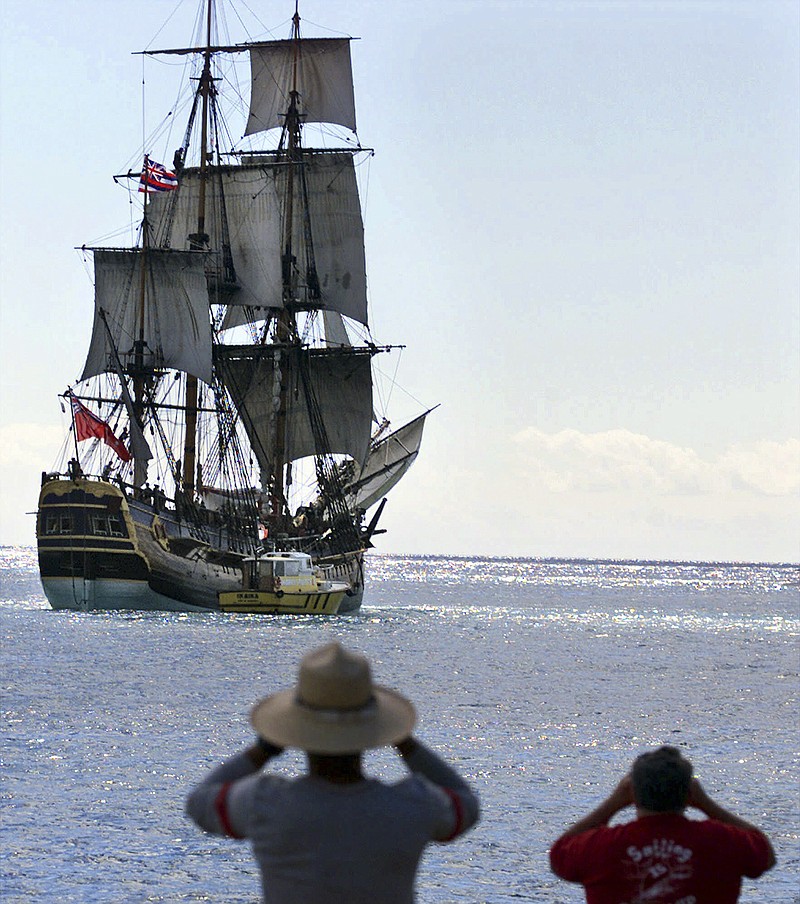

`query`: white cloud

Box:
[719,440,800,496]
[512,428,799,497]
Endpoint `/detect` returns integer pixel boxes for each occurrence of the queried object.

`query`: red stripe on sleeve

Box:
[214,783,243,839]
[442,787,465,841]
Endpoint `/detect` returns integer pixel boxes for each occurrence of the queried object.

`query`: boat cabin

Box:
[243,551,325,593]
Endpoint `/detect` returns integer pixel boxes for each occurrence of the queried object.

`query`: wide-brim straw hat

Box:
[250,642,416,754]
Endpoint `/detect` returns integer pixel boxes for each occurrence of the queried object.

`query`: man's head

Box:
[250,642,416,754]
[631,746,693,813]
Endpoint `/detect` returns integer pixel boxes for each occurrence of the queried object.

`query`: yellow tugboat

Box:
[219,551,349,615]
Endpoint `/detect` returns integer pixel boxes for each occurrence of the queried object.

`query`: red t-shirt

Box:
[550,813,772,903]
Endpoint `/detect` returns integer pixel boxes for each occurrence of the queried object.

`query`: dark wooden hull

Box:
[36,475,364,613]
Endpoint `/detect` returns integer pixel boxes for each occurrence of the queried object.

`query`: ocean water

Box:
[1,546,798,903]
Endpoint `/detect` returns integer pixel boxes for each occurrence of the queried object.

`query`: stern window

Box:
[89,513,126,538]
[45,512,72,535]
[90,514,109,536]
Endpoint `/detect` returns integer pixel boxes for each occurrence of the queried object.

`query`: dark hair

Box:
[631,746,693,812]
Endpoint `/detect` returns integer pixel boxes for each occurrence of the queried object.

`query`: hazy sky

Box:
[1,0,798,562]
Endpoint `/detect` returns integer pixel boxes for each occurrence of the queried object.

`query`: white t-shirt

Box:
[186,745,479,904]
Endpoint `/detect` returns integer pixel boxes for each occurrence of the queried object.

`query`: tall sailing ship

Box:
[36,1,431,614]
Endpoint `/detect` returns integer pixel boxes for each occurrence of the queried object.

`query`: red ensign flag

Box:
[70,394,131,462]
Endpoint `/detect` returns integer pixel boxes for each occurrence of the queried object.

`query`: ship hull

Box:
[40,576,209,612]
[37,475,365,614]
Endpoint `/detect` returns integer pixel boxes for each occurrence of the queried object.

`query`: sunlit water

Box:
[2,547,798,902]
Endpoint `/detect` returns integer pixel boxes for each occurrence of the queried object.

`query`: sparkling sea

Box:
[2,546,798,903]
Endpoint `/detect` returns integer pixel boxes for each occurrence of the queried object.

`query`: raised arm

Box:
[185,739,283,837]
[395,735,480,839]
[689,779,776,869]
[556,774,635,839]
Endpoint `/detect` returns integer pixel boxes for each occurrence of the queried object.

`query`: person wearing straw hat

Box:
[185,642,480,903]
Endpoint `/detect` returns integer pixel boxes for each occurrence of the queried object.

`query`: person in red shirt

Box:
[550,746,775,903]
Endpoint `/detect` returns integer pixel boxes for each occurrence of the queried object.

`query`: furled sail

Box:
[343,410,431,512]
[217,346,373,471]
[246,38,356,135]
[81,249,213,384]
[148,156,367,326]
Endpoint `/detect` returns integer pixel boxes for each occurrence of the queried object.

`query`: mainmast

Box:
[181,0,215,500]
[134,9,370,526]
[271,4,304,514]
[132,207,151,488]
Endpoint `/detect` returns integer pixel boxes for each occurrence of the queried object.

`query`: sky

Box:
[0,0,798,563]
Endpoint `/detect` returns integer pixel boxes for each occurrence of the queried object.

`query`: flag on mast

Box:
[139,156,178,193]
[69,393,132,462]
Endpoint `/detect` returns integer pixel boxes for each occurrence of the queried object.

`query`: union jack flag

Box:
[139,156,179,193]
